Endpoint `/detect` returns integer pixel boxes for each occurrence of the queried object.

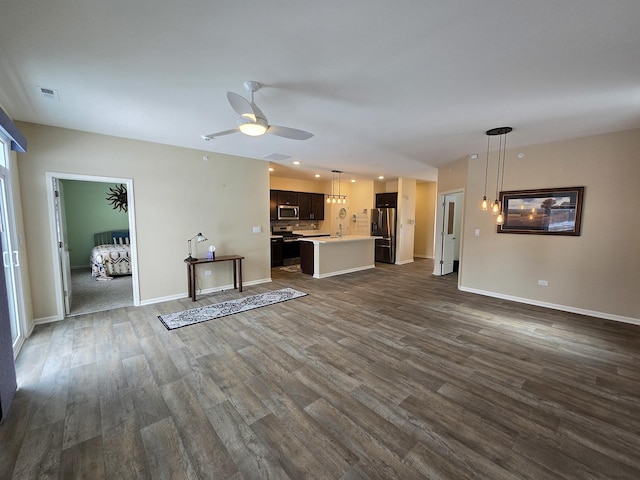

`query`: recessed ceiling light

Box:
[378,176,385,180]
[268,167,274,172]
[292,161,300,165]
[314,174,320,178]
[351,179,356,183]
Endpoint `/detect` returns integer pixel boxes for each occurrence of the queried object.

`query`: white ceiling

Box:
[1,1,639,182]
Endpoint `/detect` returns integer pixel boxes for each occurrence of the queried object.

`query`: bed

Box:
[90,230,132,280]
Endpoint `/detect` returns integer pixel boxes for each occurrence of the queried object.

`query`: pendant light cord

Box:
[483,135,490,197]
[500,133,508,192]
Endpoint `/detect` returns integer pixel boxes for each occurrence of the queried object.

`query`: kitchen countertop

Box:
[298,235,374,244]
[292,230,331,237]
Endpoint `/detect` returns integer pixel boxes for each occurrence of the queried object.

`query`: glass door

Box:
[0,137,22,351]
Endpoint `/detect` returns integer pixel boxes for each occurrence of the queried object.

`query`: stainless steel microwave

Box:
[278,205,299,220]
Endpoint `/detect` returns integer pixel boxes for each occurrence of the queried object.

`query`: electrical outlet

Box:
[538,280,548,286]
[204,270,212,276]
[252,226,262,233]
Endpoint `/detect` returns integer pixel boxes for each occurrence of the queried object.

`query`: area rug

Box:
[158,288,307,330]
[278,264,301,273]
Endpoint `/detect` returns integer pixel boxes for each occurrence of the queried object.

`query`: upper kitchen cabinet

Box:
[298,192,325,220]
[277,190,298,206]
[298,192,312,219]
[376,192,398,208]
[270,190,278,220]
[311,193,325,220]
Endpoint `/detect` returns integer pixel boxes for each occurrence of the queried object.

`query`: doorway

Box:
[46,173,140,319]
[434,190,464,276]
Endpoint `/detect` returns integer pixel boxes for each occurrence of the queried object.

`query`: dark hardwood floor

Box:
[2,259,639,479]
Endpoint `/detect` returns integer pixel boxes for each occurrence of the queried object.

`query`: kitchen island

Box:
[299,235,375,278]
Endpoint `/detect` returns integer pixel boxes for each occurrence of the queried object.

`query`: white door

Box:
[52,178,72,314]
[441,197,457,275]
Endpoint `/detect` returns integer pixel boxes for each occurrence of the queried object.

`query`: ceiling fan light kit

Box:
[237,114,267,136]
[202,81,313,141]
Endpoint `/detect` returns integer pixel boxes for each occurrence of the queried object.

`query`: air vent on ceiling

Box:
[263,153,291,161]
[38,86,59,100]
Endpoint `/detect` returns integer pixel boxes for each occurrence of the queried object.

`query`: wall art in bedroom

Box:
[106,183,128,212]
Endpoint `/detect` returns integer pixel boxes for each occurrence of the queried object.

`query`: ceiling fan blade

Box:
[250,102,267,122]
[227,91,256,117]
[201,128,239,141]
[266,125,314,140]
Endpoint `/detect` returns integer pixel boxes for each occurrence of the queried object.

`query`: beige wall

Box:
[454,128,640,321]
[415,182,437,258]
[17,123,271,324]
[437,156,469,194]
[396,177,416,264]
[269,176,329,194]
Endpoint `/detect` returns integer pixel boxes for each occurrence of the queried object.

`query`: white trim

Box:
[32,315,61,326]
[45,172,140,320]
[313,264,375,279]
[138,277,272,306]
[433,188,465,277]
[413,254,433,259]
[396,258,415,265]
[460,286,640,326]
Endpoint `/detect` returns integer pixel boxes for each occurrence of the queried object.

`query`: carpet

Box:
[158,288,307,330]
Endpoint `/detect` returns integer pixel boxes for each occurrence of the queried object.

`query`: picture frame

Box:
[497,187,585,235]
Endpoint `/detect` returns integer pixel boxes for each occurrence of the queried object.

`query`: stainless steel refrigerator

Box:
[371,207,396,263]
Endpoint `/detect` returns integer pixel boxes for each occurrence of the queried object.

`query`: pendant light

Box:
[483,127,512,224]
[327,171,334,203]
[481,134,490,211]
[327,170,347,204]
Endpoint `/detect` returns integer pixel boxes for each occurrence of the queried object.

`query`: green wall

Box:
[61,180,129,267]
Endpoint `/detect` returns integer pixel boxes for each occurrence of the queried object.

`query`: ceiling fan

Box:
[202,81,313,141]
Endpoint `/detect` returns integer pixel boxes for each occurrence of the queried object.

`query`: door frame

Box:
[433,188,465,280]
[46,172,140,320]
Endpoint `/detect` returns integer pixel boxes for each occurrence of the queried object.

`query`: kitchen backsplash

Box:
[270,220,322,230]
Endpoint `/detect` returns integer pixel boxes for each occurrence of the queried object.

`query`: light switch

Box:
[252,226,262,233]
[474,228,480,236]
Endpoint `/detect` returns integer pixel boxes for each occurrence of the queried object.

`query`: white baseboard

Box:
[459,286,640,326]
[140,277,273,306]
[33,315,63,326]
[314,265,375,279]
[396,258,415,265]
[413,254,434,259]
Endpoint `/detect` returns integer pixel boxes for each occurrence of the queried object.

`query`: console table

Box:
[185,255,244,301]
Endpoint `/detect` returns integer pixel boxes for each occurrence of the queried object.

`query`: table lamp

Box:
[185,232,207,262]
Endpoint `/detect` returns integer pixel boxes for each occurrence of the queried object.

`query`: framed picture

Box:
[497,187,585,235]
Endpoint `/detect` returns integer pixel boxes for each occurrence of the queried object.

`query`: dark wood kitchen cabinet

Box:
[298,192,312,219]
[376,192,398,208]
[270,237,283,267]
[311,193,325,220]
[299,192,325,220]
[270,190,324,220]
[277,190,298,206]
[270,190,278,220]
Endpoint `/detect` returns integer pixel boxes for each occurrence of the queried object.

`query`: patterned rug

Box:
[278,264,301,273]
[158,288,307,330]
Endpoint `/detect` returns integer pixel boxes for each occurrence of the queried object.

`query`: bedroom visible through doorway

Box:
[47,173,139,320]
